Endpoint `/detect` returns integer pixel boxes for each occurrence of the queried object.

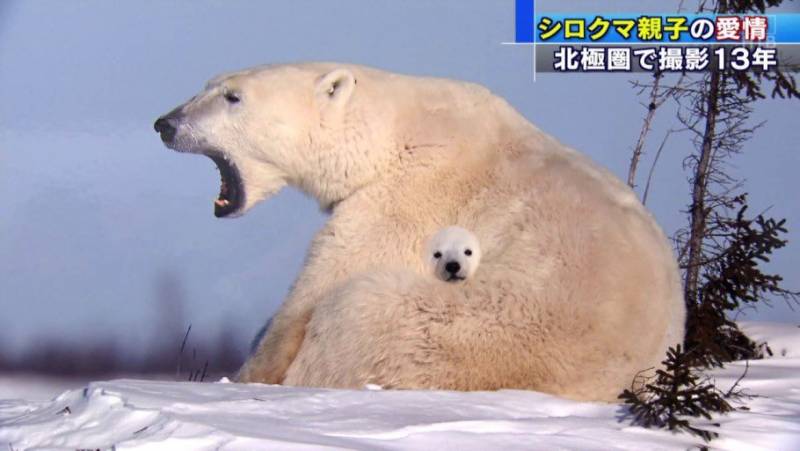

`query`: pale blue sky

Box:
[0,0,797,354]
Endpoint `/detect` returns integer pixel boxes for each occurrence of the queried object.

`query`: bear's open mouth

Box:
[206,152,243,218]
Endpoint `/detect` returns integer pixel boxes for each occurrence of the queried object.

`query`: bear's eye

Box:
[223,91,241,104]
[433,251,442,259]
[464,249,472,256]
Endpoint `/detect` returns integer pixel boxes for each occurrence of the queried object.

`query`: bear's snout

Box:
[154,112,181,144]
[445,261,461,274]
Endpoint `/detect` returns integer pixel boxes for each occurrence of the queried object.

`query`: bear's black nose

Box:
[445,261,461,274]
[154,116,177,143]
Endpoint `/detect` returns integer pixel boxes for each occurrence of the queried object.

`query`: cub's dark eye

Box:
[464,249,473,256]
[224,91,241,104]
[433,251,442,259]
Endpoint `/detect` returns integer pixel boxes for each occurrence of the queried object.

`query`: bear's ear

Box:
[314,68,356,113]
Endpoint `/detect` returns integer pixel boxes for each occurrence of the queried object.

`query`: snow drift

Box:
[1,322,799,450]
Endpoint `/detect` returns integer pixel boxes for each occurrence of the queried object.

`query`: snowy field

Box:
[1,322,798,450]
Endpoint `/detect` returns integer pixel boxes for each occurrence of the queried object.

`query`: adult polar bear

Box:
[154,62,685,401]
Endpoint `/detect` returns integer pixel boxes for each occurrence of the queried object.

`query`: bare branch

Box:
[642,130,675,206]
[628,72,664,189]
[725,360,749,398]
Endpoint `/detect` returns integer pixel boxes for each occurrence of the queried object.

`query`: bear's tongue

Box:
[215,174,230,208]
[207,153,242,218]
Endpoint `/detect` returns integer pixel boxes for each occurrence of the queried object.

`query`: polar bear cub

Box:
[426,226,482,282]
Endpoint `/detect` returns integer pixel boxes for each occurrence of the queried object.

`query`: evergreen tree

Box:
[619,346,733,442]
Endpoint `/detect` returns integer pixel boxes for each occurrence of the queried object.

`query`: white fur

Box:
[426,226,481,282]
[157,63,686,401]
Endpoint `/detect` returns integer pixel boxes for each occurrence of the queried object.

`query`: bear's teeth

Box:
[215,199,230,207]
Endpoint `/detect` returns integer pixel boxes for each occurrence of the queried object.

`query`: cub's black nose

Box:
[445,261,461,274]
[154,116,177,143]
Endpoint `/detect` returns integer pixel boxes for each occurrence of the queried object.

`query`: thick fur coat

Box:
[156,63,685,401]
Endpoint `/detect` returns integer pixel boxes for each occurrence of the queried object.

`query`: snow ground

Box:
[1,321,798,450]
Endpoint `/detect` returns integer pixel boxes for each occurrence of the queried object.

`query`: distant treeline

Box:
[0,325,247,381]
[0,271,254,380]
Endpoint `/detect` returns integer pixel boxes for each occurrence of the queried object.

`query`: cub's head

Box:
[154,63,391,217]
[426,226,481,283]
